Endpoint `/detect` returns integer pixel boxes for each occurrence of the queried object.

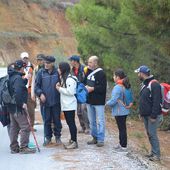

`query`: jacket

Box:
[139,75,162,118]
[106,84,129,116]
[59,74,77,111]
[35,67,60,107]
[71,64,85,83]
[7,67,28,114]
[86,68,107,105]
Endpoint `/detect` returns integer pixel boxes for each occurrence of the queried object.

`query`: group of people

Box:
[6,53,162,162]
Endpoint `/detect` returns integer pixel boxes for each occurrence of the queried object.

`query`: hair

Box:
[114,68,131,89]
[58,62,71,86]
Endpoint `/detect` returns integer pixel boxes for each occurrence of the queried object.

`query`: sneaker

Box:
[55,137,62,145]
[87,137,97,145]
[114,144,122,150]
[114,146,128,152]
[96,142,104,147]
[43,139,52,146]
[11,148,20,154]
[149,155,160,161]
[78,128,85,133]
[20,147,36,154]
[65,141,78,149]
[145,153,154,158]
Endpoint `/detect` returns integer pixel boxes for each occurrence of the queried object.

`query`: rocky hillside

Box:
[0,0,78,65]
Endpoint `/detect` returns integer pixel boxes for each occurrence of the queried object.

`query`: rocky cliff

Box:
[0,0,77,65]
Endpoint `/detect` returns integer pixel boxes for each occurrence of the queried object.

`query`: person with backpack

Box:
[106,69,133,152]
[56,62,78,149]
[7,60,35,154]
[35,56,62,146]
[135,65,162,161]
[20,52,36,131]
[69,55,90,134]
[85,56,107,147]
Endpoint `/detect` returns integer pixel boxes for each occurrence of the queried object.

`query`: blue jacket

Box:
[106,84,129,116]
[35,67,60,107]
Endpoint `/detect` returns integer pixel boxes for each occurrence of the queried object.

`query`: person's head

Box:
[36,54,45,67]
[114,69,131,89]
[20,52,29,64]
[134,65,150,81]
[58,62,70,77]
[14,60,26,73]
[44,56,55,70]
[68,55,80,68]
[88,56,99,70]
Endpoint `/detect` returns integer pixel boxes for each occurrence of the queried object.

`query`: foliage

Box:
[66,0,170,118]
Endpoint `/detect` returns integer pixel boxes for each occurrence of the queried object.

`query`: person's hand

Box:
[125,103,133,109]
[85,85,94,93]
[23,103,27,110]
[56,82,61,91]
[40,94,46,103]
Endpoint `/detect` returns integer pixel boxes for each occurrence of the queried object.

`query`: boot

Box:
[20,147,36,154]
[65,141,78,149]
[87,137,97,145]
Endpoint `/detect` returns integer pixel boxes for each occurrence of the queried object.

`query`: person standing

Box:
[35,56,62,146]
[135,65,162,161]
[85,56,107,147]
[20,52,36,131]
[56,62,78,149]
[7,60,35,154]
[69,55,90,134]
[106,69,133,152]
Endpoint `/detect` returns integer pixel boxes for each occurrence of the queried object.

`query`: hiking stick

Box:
[24,108,41,152]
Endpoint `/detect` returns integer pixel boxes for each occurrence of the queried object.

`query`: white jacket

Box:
[59,75,77,111]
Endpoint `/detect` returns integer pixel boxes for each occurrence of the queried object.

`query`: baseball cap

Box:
[14,60,26,69]
[68,55,80,62]
[36,54,45,60]
[20,52,29,59]
[44,56,55,63]
[134,65,150,74]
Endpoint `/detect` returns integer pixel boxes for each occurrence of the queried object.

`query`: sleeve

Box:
[59,77,76,96]
[151,82,162,119]
[94,71,107,94]
[34,70,43,97]
[106,86,121,107]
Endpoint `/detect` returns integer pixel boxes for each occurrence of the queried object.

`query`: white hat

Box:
[20,52,29,59]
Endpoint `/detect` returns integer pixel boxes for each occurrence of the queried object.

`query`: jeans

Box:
[143,115,161,157]
[64,110,77,142]
[115,115,127,147]
[86,104,105,142]
[44,104,62,140]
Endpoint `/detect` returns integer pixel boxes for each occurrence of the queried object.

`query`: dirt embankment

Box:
[0,0,77,65]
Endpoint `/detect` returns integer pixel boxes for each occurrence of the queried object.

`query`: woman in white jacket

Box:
[56,62,78,149]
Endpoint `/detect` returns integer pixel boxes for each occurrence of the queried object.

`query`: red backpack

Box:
[148,80,170,115]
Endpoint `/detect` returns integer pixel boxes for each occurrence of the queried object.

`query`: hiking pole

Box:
[24,108,41,152]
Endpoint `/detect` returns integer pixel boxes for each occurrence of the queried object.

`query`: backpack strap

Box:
[147,79,158,91]
[87,68,103,79]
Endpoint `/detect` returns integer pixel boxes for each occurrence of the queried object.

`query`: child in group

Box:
[106,68,133,152]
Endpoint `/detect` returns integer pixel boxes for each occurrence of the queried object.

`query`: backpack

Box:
[68,76,88,104]
[0,75,16,105]
[148,80,170,115]
[0,104,10,127]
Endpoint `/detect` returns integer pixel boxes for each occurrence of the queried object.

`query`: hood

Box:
[8,65,24,77]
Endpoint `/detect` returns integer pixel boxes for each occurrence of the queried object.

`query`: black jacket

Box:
[86,69,107,105]
[7,67,28,114]
[35,67,60,107]
[139,76,162,118]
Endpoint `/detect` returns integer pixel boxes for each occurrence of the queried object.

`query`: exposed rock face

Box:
[0,0,77,65]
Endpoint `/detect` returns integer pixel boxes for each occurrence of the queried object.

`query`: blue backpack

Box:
[69,76,88,104]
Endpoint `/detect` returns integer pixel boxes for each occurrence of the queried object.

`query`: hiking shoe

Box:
[20,147,36,154]
[78,128,85,133]
[96,142,104,147]
[145,153,154,158]
[43,139,52,146]
[114,144,121,150]
[149,155,160,162]
[64,139,74,146]
[87,137,97,145]
[84,129,90,134]
[11,148,20,154]
[55,137,62,145]
[65,141,78,149]
[114,146,128,152]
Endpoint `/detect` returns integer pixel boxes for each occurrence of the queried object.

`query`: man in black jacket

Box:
[85,56,107,147]
[135,65,161,161]
[7,60,35,154]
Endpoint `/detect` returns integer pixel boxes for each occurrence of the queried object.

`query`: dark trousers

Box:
[115,115,127,148]
[44,104,62,139]
[64,110,77,142]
